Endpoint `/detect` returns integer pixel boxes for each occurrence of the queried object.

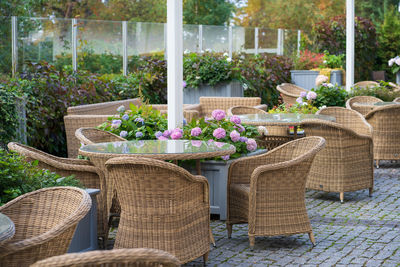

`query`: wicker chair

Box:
[345,96,383,116]
[7,142,108,247]
[75,127,126,145]
[226,136,326,248]
[365,105,400,167]
[105,157,210,264]
[394,97,400,102]
[0,187,91,267]
[353,81,380,89]
[276,83,307,105]
[185,97,267,118]
[301,107,374,202]
[31,248,180,267]
[67,98,142,115]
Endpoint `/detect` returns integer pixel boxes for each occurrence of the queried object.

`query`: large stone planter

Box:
[183,81,243,104]
[184,149,267,220]
[68,189,99,253]
[291,70,342,90]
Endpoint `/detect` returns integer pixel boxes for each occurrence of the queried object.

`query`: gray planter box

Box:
[291,70,342,90]
[183,81,243,104]
[68,189,99,253]
[183,149,267,220]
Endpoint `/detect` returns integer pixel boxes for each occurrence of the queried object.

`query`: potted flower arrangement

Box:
[388,56,400,84]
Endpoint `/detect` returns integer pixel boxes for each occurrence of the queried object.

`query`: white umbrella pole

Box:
[167,0,183,129]
[346,0,355,91]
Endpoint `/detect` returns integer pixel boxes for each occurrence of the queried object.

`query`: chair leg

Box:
[203,252,209,264]
[209,227,216,247]
[369,187,373,197]
[376,160,380,168]
[249,236,255,249]
[340,192,344,203]
[226,223,232,238]
[308,232,316,246]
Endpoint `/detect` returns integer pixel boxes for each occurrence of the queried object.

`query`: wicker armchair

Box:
[226,137,326,248]
[394,97,400,102]
[365,105,400,167]
[276,83,307,105]
[105,157,210,264]
[301,107,374,202]
[185,97,267,118]
[31,248,180,267]
[7,142,108,247]
[345,96,383,116]
[0,187,91,267]
[67,98,142,115]
[353,81,380,89]
[75,127,126,145]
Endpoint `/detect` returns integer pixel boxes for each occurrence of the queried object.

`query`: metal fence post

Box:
[16,97,27,144]
[122,21,128,76]
[199,25,203,52]
[228,26,233,58]
[277,28,284,55]
[254,27,259,55]
[297,30,301,56]
[11,16,18,77]
[72,18,78,71]
[164,23,168,60]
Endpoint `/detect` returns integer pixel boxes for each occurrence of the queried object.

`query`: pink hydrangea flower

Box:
[214,142,225,148]
[213,128,226,139]
[191,127,202,136]
[300,91,307,98]
[111,119,122,129]
[191,140,202,147]
[296,97,303,104]
[307,91,317,100]
[207,139,214,145]
[170,128,183,140]
[221,155,230,161]
[163,130,171,137]
[211,109,226,121]
[230,115,241,124]
[235,124,245,133]
[230,130,240,142]
[158,136,168,141]
[246,138,257,151]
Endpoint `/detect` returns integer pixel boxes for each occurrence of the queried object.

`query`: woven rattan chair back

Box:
[394,97,400,102]
[227,106,267,116]
[75,127,126,145]
[345,95,383,116]
[105,157,210,264]
[353,81,379,89]
[67,98,142,115]
[7,142,108,247]
[276,83,307,105]
[31,248,181,267]
[0,187,91,267]
[226,137,325,248]
[199,97,262,117]
[301,107,374,202]
[365,105,400,165]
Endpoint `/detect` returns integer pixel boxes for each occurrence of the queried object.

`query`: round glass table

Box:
[0,212,15,244]
[354,101,400,107]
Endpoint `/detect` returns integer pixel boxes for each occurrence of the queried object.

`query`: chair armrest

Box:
[193,175,210,204]
[254,104,268,111]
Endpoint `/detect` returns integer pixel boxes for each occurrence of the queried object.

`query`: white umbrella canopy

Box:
[166,0,355,128]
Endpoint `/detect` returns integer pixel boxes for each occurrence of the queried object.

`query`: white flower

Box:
[200,50,204,53]
[205,48,212,52]
[389,58,395,67]
[327,83,334,88]
[243,83,248,90]
[257,126,268,136]
[223,52,229,57]
[302,102,308,106]
[226,57,232,62]
[395,57,400,66]
[319,105,327,110]
[323,60,327,64]
[196,76,201,80]
[184,49,190,54]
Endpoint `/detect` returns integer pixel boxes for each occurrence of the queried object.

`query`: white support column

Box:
[72,18,78,71]
[167,0,183,129]
[11,16,18,77]
[198,25,203,52]
[164,23,168,60]
[346,0,355,91]
[254,27,259,55]
[277,28,284,56]
[122,21,128,76]
[297,30,301,57]
[228,26,233,58]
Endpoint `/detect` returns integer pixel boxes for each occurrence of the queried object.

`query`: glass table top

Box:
[80,140,235,155]
[237,113,335,125]
[354,102,400,107]
[0,212,15,242]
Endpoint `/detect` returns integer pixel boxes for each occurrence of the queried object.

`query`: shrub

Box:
[312,83,348,107]
[0,149,81,205]
[313,15,377,81]
[321,51,345,69]
[349,81,400,101]
[293,50,324,70]
[269,91,319,114]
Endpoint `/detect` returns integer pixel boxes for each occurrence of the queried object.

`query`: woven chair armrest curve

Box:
[183,104,202,112]
[301,119,373,140]
[193,175,210,204]
[276,86,302,98]
[365,104,400,119]
[254,104,268,111]
[228,150,269,175]
[0,187,91,258]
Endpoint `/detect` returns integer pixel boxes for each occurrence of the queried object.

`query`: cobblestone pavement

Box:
[109,161,400,266]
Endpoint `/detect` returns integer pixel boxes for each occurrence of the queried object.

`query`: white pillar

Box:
[297,30,301,57]
[167,0,183,129]
[72,18,78,72]
[11,16,18,77]
[254,27,259,55]
[198,25,203,52]
[346,0,355,91]
[122,21,128,76]
[228,26,233,58]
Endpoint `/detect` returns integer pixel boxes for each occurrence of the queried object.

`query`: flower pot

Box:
[290,70,342,90]
[183,149,267,220]
[183,81,243,104]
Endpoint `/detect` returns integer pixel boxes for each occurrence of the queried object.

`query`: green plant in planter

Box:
[0,149,82,205]
[349,81,400,101]
[320,51,345,69]
[312,83,348,107]
[269,91,319,114]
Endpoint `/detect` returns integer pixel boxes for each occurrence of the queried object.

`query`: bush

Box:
[312,83,348,107]
[348,81,400,101]
[313,15,377,81]
[293,50,324,70]
[0,149,81,205]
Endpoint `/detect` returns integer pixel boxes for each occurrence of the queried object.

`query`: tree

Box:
[356,0,399,26]
[183,0,235,25]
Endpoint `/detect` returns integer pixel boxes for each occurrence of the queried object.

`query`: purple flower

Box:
[235,124,245,133]
[163,130,171,137]
[214,142,225,148]
[207,139,214,145]
[307,91,317,100]
[135,131,143,138]
[119,131,128,138]
[230,115,241,124]
[246,138,257,152]
[170,128,183,140]
[221,155,230,161]
[204,116,211,124]
[191,140,202,147]
[117,105,125,113]
[158,136,168,140]
[213,128,226,139]
[239,137,248,143]
[300,91,307,98]
[183,80,187,88]
[134,117,144,125]
[191,127,202,137]
[155,131,163,138]
[111,119,122,129]
[296,97,303,104]
[211,109,226,121]
[230,130,240,142]
[122,114,130,121]
[183,118,187,126]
